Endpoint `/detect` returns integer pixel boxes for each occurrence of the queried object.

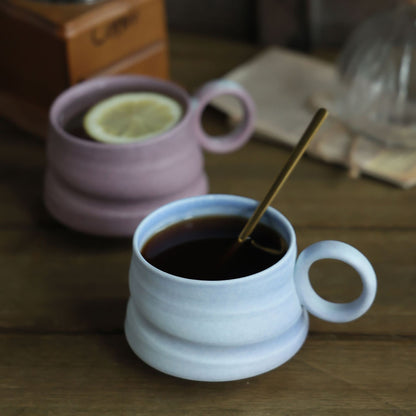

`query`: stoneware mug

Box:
[44,75,255,236]
[125,194,377,382]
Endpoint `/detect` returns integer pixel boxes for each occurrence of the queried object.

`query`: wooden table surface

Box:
[1,34,415,415]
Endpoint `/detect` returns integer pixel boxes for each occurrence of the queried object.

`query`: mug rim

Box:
[49,75,192,150]
[132,194,297,285]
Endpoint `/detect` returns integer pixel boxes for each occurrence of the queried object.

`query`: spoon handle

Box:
[238,108,328,243]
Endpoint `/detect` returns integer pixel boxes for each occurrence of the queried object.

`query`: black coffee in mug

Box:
[64,110,96,141]
[141,215,288,280]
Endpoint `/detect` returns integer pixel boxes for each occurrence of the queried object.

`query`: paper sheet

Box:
[212,47,416,189]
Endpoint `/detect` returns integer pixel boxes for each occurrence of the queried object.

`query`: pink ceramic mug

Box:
[44,75,255,236]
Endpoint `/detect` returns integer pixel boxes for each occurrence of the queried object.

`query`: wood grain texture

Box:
[0,33,415,415]
[1,117,414,229]
[0,225,414,335]
[1,335,414,415]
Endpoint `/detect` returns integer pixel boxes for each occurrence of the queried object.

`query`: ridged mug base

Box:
[124,299,309,382]
[44,170,208,237]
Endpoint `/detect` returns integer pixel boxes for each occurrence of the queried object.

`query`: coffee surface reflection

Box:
[141,215,288,280]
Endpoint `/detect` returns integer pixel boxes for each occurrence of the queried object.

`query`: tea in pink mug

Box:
[44,75,255,236]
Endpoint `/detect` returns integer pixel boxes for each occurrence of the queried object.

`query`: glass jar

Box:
[336,2,416,148]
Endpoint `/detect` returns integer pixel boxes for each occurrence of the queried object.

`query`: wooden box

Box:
[0,0,169,137]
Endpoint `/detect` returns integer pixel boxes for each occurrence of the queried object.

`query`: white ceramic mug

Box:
[125,194,377,382]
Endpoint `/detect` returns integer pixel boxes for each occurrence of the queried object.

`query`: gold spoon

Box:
[226,108,329,259]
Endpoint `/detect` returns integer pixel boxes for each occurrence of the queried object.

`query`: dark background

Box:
[165,0,401,50]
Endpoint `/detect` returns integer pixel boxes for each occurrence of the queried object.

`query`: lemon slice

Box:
[83,92,182,144]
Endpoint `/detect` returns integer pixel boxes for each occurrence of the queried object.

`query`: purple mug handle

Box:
[191,79,255,153]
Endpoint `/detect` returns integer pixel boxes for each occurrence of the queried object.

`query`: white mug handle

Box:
[294,241,377,323]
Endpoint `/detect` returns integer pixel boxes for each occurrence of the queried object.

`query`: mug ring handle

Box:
[192,79,255,153]
[294,240,377,323]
